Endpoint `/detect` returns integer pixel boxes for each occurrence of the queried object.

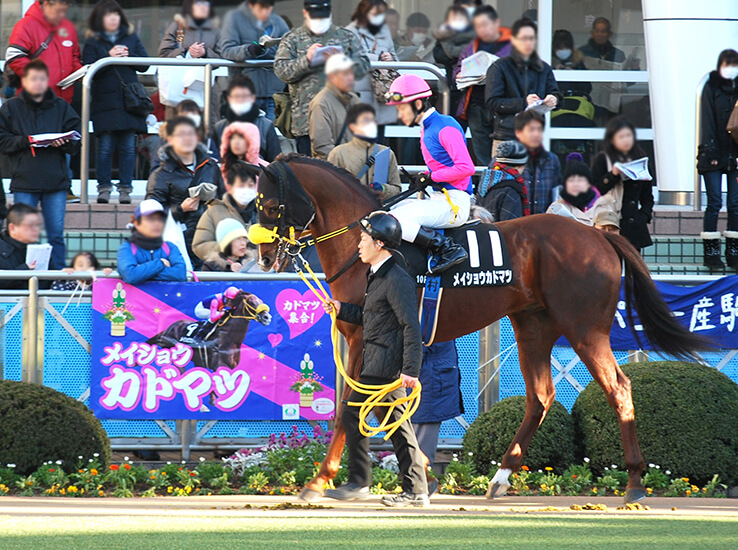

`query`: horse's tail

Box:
[602,231,713,361]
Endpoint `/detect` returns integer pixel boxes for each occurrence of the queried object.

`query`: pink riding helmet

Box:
[385,74,433,105]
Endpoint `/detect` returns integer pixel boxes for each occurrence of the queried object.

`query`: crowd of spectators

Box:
[0,0,736,284]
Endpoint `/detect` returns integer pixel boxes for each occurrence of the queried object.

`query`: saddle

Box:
[399,221,514,346]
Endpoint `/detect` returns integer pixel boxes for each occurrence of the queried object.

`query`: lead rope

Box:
[293,254,422,440]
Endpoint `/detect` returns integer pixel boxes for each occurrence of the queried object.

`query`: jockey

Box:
[191,286,240,341]
[386,74,474,273]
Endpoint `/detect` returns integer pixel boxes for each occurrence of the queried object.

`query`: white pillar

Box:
[21,0,34,14]
[643,0,738,205]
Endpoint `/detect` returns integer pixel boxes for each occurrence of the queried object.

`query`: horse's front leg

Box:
[299,328,361,502]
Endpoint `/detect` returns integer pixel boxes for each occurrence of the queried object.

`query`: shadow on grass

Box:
[0,515,736,549]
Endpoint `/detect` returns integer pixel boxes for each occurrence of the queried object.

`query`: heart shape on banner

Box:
[275,288,326,339]
[267,333,283,347]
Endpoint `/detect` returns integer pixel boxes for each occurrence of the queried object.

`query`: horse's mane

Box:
[276,152,382,208]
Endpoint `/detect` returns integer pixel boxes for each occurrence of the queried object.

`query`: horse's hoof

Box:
[624,488,647,504]
[485,481,510,500]
[297,487,323,503]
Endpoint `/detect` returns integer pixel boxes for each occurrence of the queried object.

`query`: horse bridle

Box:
[217,295,270,325]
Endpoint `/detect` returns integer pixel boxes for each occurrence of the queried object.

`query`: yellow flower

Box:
[686,490,692,496]
[702,487,707,493]
[614,489,619,496]
[98,490,104,497]
[167,486,173,493]
[592,488,598,494]
[80,488,85,494]
[544,467,553,472]
[90,469,98,476]
[681,477,689,483]
[690,485,699,492]
[60,488,66,495]
[646,488,653,495]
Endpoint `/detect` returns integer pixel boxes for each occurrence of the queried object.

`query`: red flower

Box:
[49,468,56,473]
[123,464,131,470]
[110,464,120,471]
[189,472,196,477]
[521,465,529,472]
[572,474,578,479]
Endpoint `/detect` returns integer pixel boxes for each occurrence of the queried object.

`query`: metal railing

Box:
[79,57,450,203]
[694,72,711,211]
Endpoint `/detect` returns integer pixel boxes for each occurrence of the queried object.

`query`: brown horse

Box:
[255,154,709,504]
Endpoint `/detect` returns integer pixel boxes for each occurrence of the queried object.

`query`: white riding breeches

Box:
[390,189,471,242]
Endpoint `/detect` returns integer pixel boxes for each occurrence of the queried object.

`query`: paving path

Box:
[2,495,737,518]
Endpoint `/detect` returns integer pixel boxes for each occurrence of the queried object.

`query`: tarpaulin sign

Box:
[91,279,335,420]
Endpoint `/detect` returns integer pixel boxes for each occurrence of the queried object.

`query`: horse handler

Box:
[323,212,430,507]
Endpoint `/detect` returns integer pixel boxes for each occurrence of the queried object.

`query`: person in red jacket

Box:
[5,0,82,104]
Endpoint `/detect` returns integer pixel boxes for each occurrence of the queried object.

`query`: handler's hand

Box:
[400,374,419,388]
[323,299,341,315]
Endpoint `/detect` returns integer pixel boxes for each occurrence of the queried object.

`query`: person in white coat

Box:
[346,0,398,136]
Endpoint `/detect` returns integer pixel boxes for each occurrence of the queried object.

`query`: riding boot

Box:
[724,231,738,270]
[413,227,468,274]
[701,232,725,270]
[192,321,216,342]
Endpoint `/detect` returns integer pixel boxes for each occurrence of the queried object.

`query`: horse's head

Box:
[225,290,272,326]
[248,158,316,273]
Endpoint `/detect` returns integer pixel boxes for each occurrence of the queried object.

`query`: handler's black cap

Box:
[360,211,402,250]
[304,1,331,18]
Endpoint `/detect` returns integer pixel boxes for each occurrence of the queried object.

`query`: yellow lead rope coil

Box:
[296,258,421,441]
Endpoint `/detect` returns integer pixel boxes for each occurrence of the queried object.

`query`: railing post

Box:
[478,322,500,413]
[24,276,39,384]
[203,64,213,133]
[694,73,709,211]
[80,72,92,204]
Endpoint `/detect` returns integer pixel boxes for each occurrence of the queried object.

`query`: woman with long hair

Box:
[591,116,655,252]
[697,49,738,269]
[82,0,149,205]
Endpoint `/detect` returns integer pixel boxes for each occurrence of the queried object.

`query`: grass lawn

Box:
[0,515,736,549]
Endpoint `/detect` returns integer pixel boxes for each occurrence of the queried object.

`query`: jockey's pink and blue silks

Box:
[420,109,476,193]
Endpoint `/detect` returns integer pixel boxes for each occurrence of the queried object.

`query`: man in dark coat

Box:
[0,203,55,290]
[82,19,149,204]
[208,74,281,163]
[323,212,429,507]
[0,59,80,269]
[484,18,561,151]
[579,17,626,64]
[147,117,224,269]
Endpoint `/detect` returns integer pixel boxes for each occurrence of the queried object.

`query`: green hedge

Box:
[572,361,738,486]
[462,396,576,475]
[0,381,111,475]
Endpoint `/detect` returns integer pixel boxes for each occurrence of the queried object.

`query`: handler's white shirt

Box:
[371,256,392,274]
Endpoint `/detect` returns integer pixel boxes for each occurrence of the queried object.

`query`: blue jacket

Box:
[117,240,187,285]
[413,341,463,423]
[81,29,149,134]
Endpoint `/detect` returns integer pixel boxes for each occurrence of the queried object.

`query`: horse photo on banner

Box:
[91,279,336,421]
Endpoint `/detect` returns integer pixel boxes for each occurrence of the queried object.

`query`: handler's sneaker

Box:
[324,483,370,501]
[381,492,430,507]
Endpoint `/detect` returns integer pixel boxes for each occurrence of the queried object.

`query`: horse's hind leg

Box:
[488,310,561,499]
[570,335,646,503]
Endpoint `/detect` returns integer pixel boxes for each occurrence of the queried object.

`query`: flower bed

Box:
[0,426,729,499]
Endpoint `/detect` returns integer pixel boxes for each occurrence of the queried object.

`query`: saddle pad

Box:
[401,222,514,288]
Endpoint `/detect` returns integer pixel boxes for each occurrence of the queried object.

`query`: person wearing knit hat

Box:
[203,218,255,272]
[475,140,531,221]
[547,152,619,226]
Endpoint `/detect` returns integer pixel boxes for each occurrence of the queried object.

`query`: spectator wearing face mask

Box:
[220,0,289,121]
[547,153,608,225]
[396,12,435,63]
[453,5,512,166]
[347,0,399,132]
[433,6,475,120]
[309,54,361,159]
[209,74,280,163]
[549,29,594,133]
[274,0,370,156]
[327,103,401,199]
[193,162,260,265]
[453,0,482,21]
